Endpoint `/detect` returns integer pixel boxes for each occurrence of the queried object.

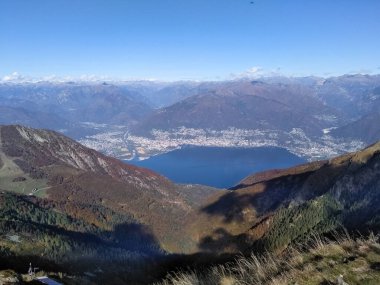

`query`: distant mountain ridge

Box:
[331,111,380,144]
[315,74,380,118]
[0,105,70,131]
[0,82,153,126]
[2,74,380,161]
[133,80,341,136]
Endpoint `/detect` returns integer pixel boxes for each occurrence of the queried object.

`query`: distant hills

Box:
[134,74,380,138]
[133,80,340,136]
[332,111,380,144]
[315,74,380,118]
[1,74,380,160]
[123,74,380,160]
[0,82,152,127]
[0,105,70,131]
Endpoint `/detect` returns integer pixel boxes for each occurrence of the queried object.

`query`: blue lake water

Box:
[128,146,306,189]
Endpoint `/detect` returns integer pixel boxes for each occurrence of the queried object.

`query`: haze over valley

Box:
[1,74,380,187]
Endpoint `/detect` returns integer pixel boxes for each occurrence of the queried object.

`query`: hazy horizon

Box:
[1,71,380,84]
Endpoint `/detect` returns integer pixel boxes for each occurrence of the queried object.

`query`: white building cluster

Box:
[79,125,366,162]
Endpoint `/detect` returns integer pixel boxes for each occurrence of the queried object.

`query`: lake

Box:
[128,146,306,189]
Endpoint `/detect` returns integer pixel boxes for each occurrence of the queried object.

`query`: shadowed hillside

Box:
[186,141,380,254]
[157,234,380,285]
[0,125,197,252]
[2,124,380,284]
[0,124,216,283]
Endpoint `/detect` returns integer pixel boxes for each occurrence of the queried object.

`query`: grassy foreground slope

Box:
[158,234,380,285]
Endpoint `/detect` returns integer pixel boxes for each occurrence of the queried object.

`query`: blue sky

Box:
[1,0,380,81]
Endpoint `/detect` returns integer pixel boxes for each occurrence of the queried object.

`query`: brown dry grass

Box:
[156,233,380,285]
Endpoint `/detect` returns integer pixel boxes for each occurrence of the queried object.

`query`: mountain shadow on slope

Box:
[189,142,380,255]
[0,192,164,283]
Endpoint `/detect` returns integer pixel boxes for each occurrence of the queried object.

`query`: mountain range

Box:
[2,74,380,161]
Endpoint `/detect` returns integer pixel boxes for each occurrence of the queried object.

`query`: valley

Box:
[80,125,365,161]
[1,124,380,284]
[1,75,380,284]
[1,75,380,170]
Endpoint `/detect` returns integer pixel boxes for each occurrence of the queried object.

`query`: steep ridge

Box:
[187,141,380,254]
[0,125,193,252]
[0,125,224,283]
